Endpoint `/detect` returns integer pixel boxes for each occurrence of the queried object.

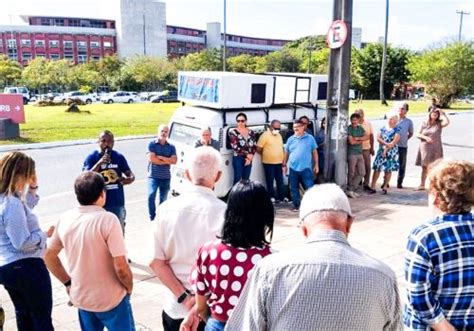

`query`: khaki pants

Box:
[362,149,372,186]
[348,154,366,191]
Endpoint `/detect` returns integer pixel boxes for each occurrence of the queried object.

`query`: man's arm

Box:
[149,259,194,310]
[369,133,375,155]
[408,120,414,140]
[121,170,135,185]
[44,246,71,285]
[312,149,319,175]
[113,256,133,294]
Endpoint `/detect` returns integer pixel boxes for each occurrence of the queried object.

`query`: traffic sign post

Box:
[0,94,25,139]
[324,0,353,187]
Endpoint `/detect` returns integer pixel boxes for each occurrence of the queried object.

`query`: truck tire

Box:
[85,99,92,104]
[107,99,113,104]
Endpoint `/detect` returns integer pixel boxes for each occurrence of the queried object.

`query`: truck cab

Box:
[3,86,30,104]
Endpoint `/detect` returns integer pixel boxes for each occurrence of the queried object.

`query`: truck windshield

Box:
[169,123,202,145]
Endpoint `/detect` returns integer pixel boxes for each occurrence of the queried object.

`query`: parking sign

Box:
[326,20,348,49]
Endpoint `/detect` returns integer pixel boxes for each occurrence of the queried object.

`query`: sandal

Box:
[415,186,426,191]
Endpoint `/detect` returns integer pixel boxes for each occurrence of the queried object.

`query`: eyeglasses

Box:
[237,119,246,123]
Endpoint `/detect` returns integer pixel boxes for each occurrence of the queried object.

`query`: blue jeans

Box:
[0,258,53,331]
[148,177,170,220]
[263,163,285,201]
[232,155,252,184]
[105,205,126,235]
[205,317,226,331]
[79,294,135,331]
[289,168,314,209]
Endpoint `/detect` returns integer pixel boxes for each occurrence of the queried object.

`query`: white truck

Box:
[3,86,31,104]
[167,71,328,198]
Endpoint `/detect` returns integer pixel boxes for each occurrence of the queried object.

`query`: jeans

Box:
[148,177,170,220]
[105,205,126,235]
[79,294,135,331]
[232,155,252,184]
[0,258,53,331]
[397,147,408,185]
[162,311,205,331]
[205,317,226,331]
[263,163,285,201]
[289,168,314,209]
[347,154,366,191]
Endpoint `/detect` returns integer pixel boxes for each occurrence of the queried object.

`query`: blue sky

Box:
[1,0,472,50]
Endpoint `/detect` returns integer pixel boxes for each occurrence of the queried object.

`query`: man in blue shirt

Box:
[147,124,177,221]
[83,130,135,235]
[283,119,319,211]
[396,102,414,189]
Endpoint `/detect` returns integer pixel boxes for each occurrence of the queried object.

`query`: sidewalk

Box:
[1,179,430,330]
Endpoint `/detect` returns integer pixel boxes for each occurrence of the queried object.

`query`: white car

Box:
[100,91,140,104]
[3,86,31,104]
[53,91,96,104]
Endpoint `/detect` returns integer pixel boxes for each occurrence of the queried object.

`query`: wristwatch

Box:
[177,289,192,304]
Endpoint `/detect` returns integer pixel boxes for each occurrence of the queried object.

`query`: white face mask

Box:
[272,129,280,135]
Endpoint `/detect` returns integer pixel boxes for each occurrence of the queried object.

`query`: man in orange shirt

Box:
[44,171,134,330]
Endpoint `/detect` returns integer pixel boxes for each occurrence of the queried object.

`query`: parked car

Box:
[151,90,179,103]
[3,86,31,104]
[53,91,96,104]
[100,91,140,104]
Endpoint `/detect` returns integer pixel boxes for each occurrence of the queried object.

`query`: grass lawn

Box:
[349,100,473,118]
[0,100,471,145]
[1,102,180,145]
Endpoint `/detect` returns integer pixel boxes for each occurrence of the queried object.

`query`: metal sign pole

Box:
[324,0,353,186]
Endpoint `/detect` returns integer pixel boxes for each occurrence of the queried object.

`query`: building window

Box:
[49,40,59,48]
[54,19,64,26]
[50,53,60,60]
[91,55,101,61]
[21,39,31,47]
[63,40,73,48]
[36,53,45,58]
[90,41,100,48]
[41,18,51,26]
[7,39,17,48]
[69,19,80,27]
[64,52,74,60]
[103,41,112,48]
[22,52,32,60]
[35,40,45,47]
[78,54,87,63]
[77,41,87,49]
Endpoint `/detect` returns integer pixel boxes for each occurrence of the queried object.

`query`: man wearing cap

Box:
[226,184,401,331]
[396,102,414,189]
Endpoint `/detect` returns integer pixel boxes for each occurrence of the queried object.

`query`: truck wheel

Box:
[107,99,113,104]
[86,99,92,104]
[128,99,133,103]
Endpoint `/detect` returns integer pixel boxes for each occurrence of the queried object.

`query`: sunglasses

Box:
[237,119,246,123]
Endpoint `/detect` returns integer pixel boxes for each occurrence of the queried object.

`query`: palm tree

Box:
[380,0,389,105]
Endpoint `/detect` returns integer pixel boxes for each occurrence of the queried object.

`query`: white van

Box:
[168,71,327,198]
[3,86,30,104]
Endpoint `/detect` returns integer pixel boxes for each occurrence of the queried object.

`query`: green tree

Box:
[46,60,72,90]
[351,43,411,99]
[180,49,223,71]
[300,48,330,74]
[0,55,22,87]
[21,57,50,91]
[120,55,177,91]
[89,55,123,89]
[407,41,474,107]
[264,49,301,73]
[69,64,101,91]
[227,54,265,73]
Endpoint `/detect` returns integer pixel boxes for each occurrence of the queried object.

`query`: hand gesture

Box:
[180,307,200,331]
[100,152,111,165]
[425,137,432,143]
[47,226,55,238]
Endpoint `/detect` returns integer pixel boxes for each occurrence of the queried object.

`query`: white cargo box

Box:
[178,71,274,109]
[268,73,328,106]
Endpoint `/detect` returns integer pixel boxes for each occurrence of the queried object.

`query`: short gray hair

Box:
[186,146,221,185]
[303,210,348,227]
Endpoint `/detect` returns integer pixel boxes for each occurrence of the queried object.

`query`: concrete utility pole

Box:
[324,0,353,186]
[223,0,227,71]
[456,10,470,42]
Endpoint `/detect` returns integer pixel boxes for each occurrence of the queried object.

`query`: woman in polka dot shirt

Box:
[190,180,274,331]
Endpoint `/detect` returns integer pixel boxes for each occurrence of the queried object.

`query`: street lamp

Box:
[307,40,316,73]
[379,0,389,106]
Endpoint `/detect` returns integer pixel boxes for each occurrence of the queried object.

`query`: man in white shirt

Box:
[149,147,226,331]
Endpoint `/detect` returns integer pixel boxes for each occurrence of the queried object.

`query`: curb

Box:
[0,135,155,152]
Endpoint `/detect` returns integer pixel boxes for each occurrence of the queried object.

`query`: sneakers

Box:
[346,191,359,198]
[283,197,290,203]
[397,184,403,189]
